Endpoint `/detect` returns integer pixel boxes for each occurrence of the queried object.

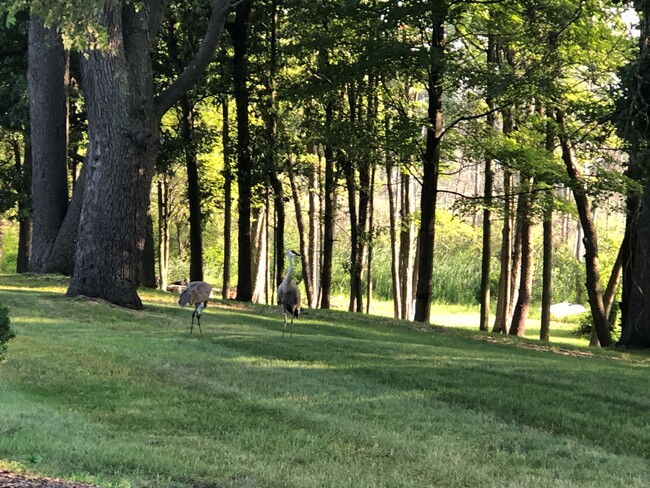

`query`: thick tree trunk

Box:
[320,102,336,309]
[68,33,159,308]
[41,163,87,275]
[28,15,69,272]
[557,111,611,346]
[229,2,253,302]
[68,0,229,308]
[414,12,444,323]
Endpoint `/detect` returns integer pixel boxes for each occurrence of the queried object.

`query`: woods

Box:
[1,0,650,346]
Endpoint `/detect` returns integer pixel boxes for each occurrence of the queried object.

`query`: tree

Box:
[226,0,254,302]
[64,0,231,309]
[27,15,68,273]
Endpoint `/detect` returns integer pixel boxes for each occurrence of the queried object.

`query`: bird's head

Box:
[287,249,301,258]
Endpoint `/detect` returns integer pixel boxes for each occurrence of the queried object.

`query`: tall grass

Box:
[1,274,649,488]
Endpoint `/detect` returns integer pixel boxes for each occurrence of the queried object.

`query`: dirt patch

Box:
[0,470,101,488]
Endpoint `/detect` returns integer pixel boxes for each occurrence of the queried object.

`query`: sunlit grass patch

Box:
[1,274,650,487]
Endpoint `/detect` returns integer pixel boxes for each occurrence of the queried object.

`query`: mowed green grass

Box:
[1,274,650,488]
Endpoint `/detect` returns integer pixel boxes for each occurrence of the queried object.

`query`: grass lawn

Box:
[1,274,649,487]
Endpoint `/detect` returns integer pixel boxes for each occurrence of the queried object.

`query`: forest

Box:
[2,0,650,348]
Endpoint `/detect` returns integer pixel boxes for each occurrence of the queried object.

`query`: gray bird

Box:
[178,281,212,334]
[278,249,301,338]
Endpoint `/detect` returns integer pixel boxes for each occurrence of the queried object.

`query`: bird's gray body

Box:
[178,281,212,334]
[278,250,301,338]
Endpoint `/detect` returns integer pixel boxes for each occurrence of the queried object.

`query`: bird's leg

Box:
[282,312,287,338]
[191,309,196,334]
[196,302,204,335]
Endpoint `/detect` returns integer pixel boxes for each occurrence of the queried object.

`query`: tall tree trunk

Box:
[492,166,512,334]
[308,145,320,308]
[540,117,555,342]
[557,111,611,346]
[540,207,553,341]
[289,170,315,307]
[229,2,253,302]
[180,96,204,282]
[509,178,534,337]
[342,155,361,313]
[15,138,31,273]
[479,31,497,332]
[356,157,371,313]
[414,8,445,322]
[320,102,336,309]
[157,177,170,290]
[366,164,376,314]
[386,157,401,319]
[28,15,69,272]
[222,97,232,300]
[399,172,415,320]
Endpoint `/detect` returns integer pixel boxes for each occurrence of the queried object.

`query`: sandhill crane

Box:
[178,281,212,334]
[278,249,301,338]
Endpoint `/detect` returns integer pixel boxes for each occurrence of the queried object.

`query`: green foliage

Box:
[0,304,15,363]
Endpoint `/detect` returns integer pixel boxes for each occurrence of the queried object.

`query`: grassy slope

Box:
[0,274,649,488]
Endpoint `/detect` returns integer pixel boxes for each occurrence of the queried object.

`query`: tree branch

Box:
[154,0,231,119]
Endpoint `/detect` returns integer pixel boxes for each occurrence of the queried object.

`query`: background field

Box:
[1,274,649,488]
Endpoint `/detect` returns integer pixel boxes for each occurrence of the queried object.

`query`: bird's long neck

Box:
[283,254,294,285]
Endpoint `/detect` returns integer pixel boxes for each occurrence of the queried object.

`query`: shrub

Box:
[572,305,620,342]
[0,305,15,363]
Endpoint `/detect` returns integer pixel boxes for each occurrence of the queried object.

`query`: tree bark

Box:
[399,172,415,320]
[386,157,401,319]
[181,96,204,282]
[320,102,336,309]
[479,31,497,332]
[141,211,157,288]
[557,111,611,346]
[41,162,87,275]
[289,170,315,307]
[308,146,320,308]
[28,15,69,272]
[492,166,512,334]
[157,176,170,290]
[509,179,533,337]
[67,0,229,308]
[221,97,232,300]
[228,1,254,302]
[414,9,445,323]
[15,138,32,273]
[540,207,553,341]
